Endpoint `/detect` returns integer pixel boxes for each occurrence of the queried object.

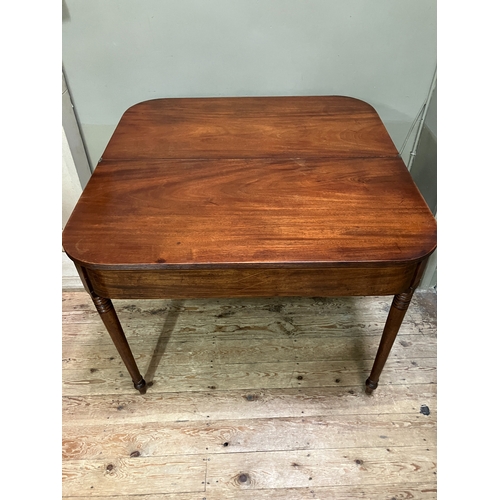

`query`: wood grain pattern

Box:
[62,455,206,497]
[101,96,399,160]
[63,157,435,270]
[62,334,436,369]
[61,318,436,344]
[63,483,438,500]
[63,383,437,427]
[63,413,436,460]
[62,293,436,336]
[62,357,436,397]
[85,264,418,299]
[206,447,436,490]
[62,290,437,498]
[61,292,434,348]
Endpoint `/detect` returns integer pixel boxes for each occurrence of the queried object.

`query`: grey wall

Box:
[409,84,437,289]
[410,85,437,215]
[62,0,437,169]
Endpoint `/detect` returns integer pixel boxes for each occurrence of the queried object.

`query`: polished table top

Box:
[62,96,436,272]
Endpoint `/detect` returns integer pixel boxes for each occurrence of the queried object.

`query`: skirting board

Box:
[62,251,84,290]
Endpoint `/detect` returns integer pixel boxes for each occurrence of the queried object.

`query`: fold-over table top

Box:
[63,96,436,270]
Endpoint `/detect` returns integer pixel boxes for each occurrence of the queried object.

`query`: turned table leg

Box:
[365,259,429,394]
[365,290,414,394]
[91,294,147,394]
[74,264,146,393]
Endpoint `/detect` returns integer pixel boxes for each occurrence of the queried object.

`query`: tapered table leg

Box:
[365,290,415,394]
[365,257,429,394]
[91,294,147,394]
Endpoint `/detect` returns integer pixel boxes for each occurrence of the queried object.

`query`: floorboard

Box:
[62,289,437,499]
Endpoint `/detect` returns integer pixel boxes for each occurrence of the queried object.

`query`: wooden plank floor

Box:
[62,289,437,499]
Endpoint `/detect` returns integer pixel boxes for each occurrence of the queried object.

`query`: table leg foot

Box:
[91,294,146,394]
[365,378,378,395]
[134,377,147,394]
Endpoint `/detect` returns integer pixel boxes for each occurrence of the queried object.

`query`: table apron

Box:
[84,265,419,300]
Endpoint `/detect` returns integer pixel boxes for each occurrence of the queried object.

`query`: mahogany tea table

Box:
[62,96,437,395]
